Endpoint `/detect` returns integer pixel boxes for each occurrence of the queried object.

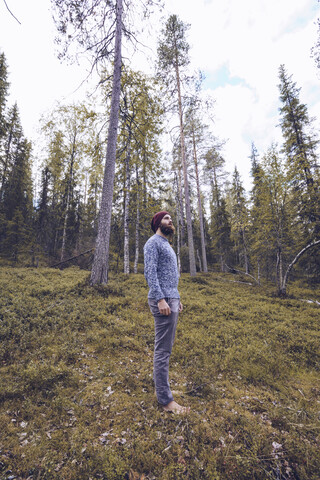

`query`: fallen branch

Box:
[216,276,253,285]
[225,264,260,285]
[299,298,320,306]
[51,248,94,268]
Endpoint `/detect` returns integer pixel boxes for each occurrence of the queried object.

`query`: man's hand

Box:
[158,299,171,316]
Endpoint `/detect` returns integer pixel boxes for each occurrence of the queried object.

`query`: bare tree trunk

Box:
[220,252,224,272]
[241,228,249,274]
[192,129,207,272]
[196,249,202,272]
[60,197,69,262]
[174,56,196,276]
[90,0,123,285]
[279,239,320,296]
[134,165,140,274]
[123,138,131,274]
[60,144,76,262]
[174,171,181,273]
[177,164,185,246]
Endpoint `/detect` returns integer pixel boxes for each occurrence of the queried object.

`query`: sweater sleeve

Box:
[144,240,165,302]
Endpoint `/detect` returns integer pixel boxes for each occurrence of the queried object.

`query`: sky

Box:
[0,0,320,191]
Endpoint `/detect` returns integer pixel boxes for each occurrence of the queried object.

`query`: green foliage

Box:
[278,65,320,236]
[1,268,319,479]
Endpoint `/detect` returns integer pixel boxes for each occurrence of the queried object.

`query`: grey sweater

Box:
[144,234,180,302]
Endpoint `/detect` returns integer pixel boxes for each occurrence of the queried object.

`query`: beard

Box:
[160,224,175,236]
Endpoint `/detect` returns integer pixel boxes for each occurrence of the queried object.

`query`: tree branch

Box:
[2,0,21,24]
[51,248,94,268]
[280,239,320,294]
[225,263,260,285]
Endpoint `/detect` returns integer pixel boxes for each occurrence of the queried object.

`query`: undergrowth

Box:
[0,267,319,479]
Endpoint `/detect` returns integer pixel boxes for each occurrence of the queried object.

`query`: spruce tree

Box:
[230,167,249,273]
[278,65,319,234]
[0,52,9,143]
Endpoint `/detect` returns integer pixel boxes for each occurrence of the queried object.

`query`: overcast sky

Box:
[0,0,320,190]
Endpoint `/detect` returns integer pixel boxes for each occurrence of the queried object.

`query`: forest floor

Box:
[0,267,319,480]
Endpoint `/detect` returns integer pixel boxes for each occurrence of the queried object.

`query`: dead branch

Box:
[51,248,94,268]
[2,0,21,24]
[225,264,260,285]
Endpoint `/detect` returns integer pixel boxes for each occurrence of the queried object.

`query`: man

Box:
[144,211,189,414]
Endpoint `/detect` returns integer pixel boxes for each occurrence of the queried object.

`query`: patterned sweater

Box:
[143,234,180,302]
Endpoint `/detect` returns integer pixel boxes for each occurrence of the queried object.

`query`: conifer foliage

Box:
[0,53,34,262]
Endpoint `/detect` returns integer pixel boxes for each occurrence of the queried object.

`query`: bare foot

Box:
[162,400,190,414]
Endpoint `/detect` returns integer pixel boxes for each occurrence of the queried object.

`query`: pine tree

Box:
[157,14,197,276]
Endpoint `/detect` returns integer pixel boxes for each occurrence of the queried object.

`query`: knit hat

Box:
[151,211,170,233]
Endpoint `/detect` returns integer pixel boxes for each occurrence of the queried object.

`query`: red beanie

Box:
[151,211,170,233]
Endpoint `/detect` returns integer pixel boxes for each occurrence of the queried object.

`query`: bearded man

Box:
[144,211,189,414]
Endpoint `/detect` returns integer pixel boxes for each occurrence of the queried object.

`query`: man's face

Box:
[160,214,175,236]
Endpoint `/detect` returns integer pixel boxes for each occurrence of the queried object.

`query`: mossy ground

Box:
[0,267,319,479]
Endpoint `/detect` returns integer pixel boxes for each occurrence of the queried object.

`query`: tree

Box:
[311,10,320,71]
[248,143,264,283]
[0,105,33,260]
[104,67,164,273]
[0,52,9,145]
[40,103,99,260]
[204,147,232,271]
[157,14,196,276]
[184,104,208,272]
[229,167,249,273]
[278,65,319,234]
[51,0,163,284]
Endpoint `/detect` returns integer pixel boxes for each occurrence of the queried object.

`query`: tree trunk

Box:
[196,249,202,272]
[174,171,181,273]
[133,165,140,274]
[174,55,196,276]
[123,136,131,274]
[241,228,249,274]
[177,164,185,246]
[90,0,123,285]
[0,123,13,201]
[276,246,283,292]
[279,239,320,296]
[192,128,207,272]
[60,143,76,262]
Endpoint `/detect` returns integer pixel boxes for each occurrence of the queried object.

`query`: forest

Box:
[0,1,319,294]
[1,2,320,479]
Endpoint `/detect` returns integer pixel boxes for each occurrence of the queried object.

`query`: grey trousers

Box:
[148,297,180,406]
